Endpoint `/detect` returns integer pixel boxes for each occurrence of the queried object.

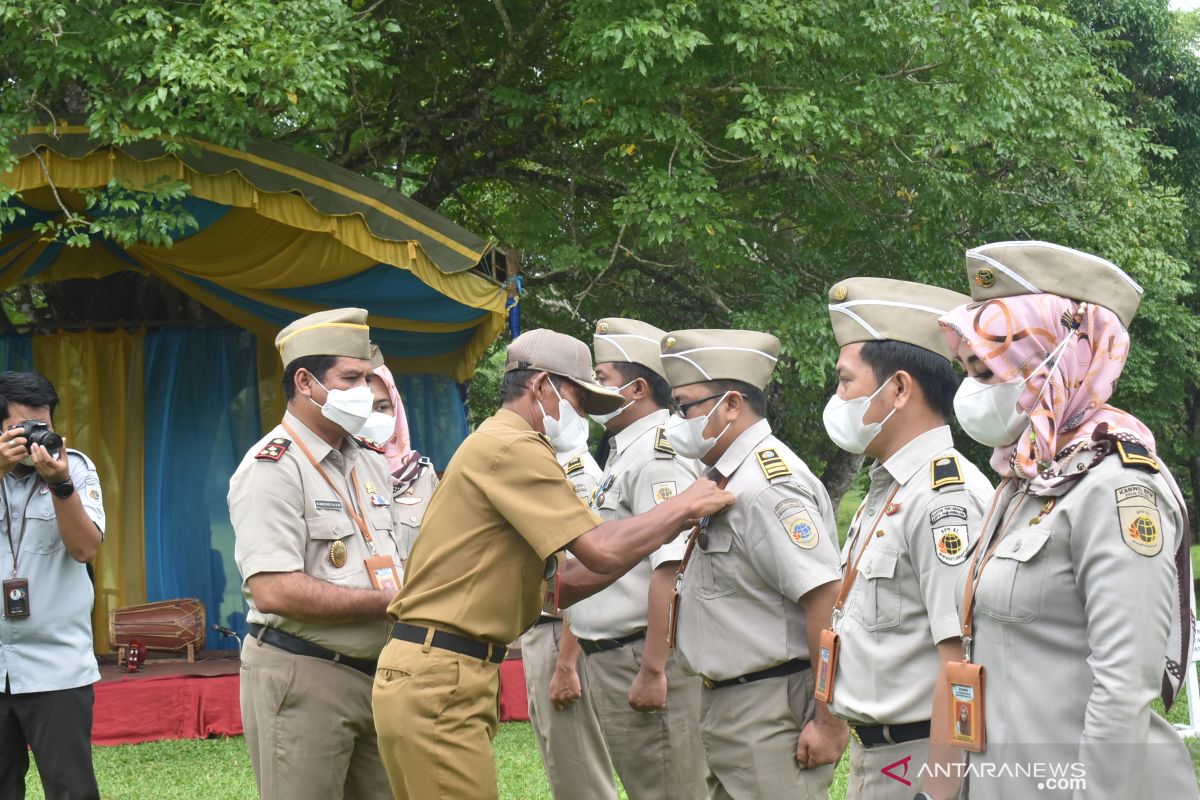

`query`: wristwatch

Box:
[50,480,75,499]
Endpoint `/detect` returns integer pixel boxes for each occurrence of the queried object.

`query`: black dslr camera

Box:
[13,420,62,456]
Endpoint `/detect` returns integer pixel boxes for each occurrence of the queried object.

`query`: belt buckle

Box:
[702,677,715,690]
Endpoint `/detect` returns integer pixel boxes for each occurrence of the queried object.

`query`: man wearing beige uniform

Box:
[230,307,402,800]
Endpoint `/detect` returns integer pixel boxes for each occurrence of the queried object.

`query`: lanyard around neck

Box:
[282,420,376,552]
[1,476,42,576]
[959,478,1028,659]
[831,482,902,625]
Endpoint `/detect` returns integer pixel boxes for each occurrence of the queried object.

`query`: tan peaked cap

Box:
[276,307,384,368]
[593,318,668,379]
[660,329,781,390]
[827,278,970,361]
[965,241,1143,326]
[505,328,624,414]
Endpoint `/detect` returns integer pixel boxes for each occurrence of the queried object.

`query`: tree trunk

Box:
[820,447,864,513]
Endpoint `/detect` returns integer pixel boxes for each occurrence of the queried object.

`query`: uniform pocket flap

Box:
[992,530,1050,563]
[700,528,734,554]
[860,549,897,580]
[307,516,353,540]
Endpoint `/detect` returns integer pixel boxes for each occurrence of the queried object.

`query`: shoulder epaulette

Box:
[354,436,386,454]
[653,427,675,457]
[255,437,292,462]
[564,456,585,475]
[756,448,792,481]
[930,455,964,490]
[1116,439,1159,473]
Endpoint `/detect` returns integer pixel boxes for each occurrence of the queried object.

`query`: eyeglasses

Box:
[670,393,728,418]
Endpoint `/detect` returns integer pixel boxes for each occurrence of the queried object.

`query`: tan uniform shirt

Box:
[676,419,842,681]
[569,409,700,640]
[961,449,1197,800]
[830,426,993,725]
[230,411,403,660]
[389,409,602,644]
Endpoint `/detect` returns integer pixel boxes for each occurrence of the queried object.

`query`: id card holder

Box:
[3,578,29,618]
[666,585,683,649]
[813,627,840,703]
[945,660,986,752]
[541,554,561,615]
[365,555,401,594]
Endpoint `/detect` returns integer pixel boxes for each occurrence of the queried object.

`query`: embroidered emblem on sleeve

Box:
[930,505,969,566]
[1115,484,1163,557]
[776,499,819,549]
[652,481,677,505]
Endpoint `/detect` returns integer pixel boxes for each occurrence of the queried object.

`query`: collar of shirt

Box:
[713,417,773,479]
[492,407,536,433]
[283,410,358,468]
[610,407,670,460]
[871,424,954,487]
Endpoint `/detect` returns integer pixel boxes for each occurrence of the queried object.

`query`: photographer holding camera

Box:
[0,372,105,800]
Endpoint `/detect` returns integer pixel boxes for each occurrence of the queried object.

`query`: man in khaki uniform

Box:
[229,307,403,800]
[663,329,848,800]
[567,318,706,799]
[522,444,616,800]
[821,279,994,800]
[372,328,733,800]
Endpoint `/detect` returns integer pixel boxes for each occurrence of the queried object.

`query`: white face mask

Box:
[538,380,589,454]
[358,412,395,444]
[822,375,897,455]
[589,381,635,426]
[308,377,374,435]
[664,392,732,460]
[953,334,1073,447]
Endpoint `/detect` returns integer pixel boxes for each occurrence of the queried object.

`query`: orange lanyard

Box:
[831,483,901,628]
[959,478,1028,660]
[282,421,377,553]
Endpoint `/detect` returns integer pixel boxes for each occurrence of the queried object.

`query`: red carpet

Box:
[93,652,529,745]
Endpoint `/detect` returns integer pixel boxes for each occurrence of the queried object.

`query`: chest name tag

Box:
[314,499,343,512]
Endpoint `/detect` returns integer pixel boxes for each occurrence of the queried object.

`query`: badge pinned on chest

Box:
[930,505,969,566]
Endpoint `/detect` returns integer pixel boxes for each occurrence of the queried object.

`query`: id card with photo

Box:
[813,627,840,703]
[946,660,987,752]
[365,555,401,594]
[3,578,29,618]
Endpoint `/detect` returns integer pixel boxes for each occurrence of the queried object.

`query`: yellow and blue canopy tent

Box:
[0,128,510,650]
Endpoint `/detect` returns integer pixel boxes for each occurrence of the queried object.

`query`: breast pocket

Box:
[306,516,357,581]
[595,486,621,519]
[697,528,737,599]
[852,549,900,632]
[976,529,1051,624]
[23,494,63,554]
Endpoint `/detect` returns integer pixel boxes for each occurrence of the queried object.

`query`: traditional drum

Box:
[109,598,206,663]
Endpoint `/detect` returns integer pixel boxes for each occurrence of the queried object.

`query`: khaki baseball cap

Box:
[275,307,384,368]
[827,277,970,361]
[592,318,668,379]
[660,329,781,390]
[505,329,624,414]
[964,241,1142,326]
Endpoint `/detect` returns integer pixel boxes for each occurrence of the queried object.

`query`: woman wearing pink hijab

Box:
[923,242,1195,800]
[368,364,439,568]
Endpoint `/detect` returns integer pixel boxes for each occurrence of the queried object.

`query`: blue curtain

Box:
[0,334,32,372]
[394,373,469,469]
[143,329,262,649]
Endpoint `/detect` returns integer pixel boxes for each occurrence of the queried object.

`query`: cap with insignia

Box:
[659,329,781,390]
[963,241,1142,326]
[505,328,624,414]
[827,278,971,362]
[593,318,669,379]
[276,307,384,368]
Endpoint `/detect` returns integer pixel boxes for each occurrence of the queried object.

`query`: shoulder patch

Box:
[776,498,819,549]
[1115,484,1163,557]
[354,436,386,454]
[757,448,792,481]
[255,437,291,462]
[653,427,675,456]
[929,505,970,566]
[930,456,964,490]
[564,456,585,475]
[1116,439,1159,473]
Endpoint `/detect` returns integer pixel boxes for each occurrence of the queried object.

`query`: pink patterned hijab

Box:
[938,294,1153,483]
[371,364,421,480]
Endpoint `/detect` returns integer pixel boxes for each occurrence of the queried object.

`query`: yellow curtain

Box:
[255,334,286,433]
[33,331,147,651]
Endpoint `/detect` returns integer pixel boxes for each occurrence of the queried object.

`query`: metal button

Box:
[864,564,872,575]
[410,516,418,524]
[867,507,875,516]
[1012,540,1021,552]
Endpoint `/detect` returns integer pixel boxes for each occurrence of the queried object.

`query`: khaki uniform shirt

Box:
[676,419,842,681]
[830,426,993,725]
[569,409,700,640]
[393,462,439,568]
[390,409,602,645]
[230,411,403,660]
[961,450,1197,800]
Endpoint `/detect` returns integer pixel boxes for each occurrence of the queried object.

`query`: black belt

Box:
[852,720,931,748]
[701,658,811,690]
[533,615,561,627]
[577,630,646,655]
[390,621,507,664]
[248,623,376,677]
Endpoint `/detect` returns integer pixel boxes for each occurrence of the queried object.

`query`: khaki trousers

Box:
[372,637,500,800]
[240,635,391,800]
[521,621,617,800]
[578,637,707,800]
[846,737,931,800]
[699,668,833,800]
